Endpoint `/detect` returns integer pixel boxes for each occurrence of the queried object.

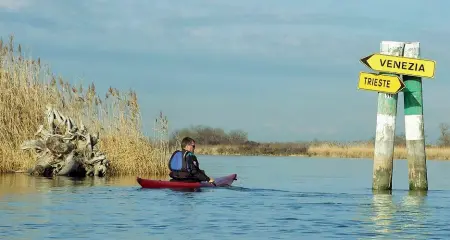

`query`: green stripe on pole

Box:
[403,76,423,116]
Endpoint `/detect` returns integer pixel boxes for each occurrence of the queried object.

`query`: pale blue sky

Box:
[1,0,449,143]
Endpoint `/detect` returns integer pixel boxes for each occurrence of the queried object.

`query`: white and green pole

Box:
[403,42,428,191]
[372,41,404,191]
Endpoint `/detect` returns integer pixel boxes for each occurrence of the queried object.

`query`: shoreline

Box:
[2,143,448,176]
[2,35,450,177]
[193,144,450,161]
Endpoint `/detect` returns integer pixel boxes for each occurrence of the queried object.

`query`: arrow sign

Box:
[360,53,436,78]
[357,72,405,94]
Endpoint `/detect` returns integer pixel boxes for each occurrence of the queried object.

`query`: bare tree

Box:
[438,123,450,146]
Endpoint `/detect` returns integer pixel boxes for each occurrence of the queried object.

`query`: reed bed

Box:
[307,142,450,160]
[2,35,447,177]
[0,35,171,176]
[195,142,450,160]
[194,142,309,156]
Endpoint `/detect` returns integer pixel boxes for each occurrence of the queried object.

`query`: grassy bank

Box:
[194,142,450,160]
[2,35,448,178]
[0,35,171,176]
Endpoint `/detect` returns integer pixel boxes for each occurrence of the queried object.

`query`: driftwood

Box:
[21,106,110,177]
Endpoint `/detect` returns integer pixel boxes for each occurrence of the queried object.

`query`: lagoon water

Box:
[2,155,450,239]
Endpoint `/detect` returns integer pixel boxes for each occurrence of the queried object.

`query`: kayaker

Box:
[168,137,215,184]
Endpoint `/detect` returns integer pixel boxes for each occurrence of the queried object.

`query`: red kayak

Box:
[136,174,237,189]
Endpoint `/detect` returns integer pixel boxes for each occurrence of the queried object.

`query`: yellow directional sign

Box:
[357,72,405,94]
[360,53,436,78]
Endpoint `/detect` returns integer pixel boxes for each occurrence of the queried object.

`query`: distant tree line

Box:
[366,133,407,147]
[170,125,249,146]
[169,122,450,148]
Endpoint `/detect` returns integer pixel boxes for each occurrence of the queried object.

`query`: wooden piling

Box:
[372,41,405,191]
[403,42,428,191]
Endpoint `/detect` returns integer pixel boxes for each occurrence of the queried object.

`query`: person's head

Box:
[181,137,196,152]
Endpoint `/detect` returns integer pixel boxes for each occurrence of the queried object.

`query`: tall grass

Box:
[0,35,170,176]
[307,142,450,160]
[195,141,450,160]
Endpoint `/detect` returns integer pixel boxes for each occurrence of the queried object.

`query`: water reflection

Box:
[0,173,169,198]
[368,190,429,239]
[398,191,430,237]
[371,191,397,234]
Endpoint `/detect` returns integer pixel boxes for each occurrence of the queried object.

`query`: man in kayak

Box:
[168,137,215,184]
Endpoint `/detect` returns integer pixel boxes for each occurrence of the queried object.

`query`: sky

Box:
[0,0,450,143]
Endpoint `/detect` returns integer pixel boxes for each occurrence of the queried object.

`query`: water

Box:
[2,156,450,239]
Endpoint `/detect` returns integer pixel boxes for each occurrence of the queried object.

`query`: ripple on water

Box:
[2,157,450,239]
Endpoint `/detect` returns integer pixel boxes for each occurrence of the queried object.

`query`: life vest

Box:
[168,150,191,172]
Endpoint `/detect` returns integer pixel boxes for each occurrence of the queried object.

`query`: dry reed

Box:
[0,35,171,176]
[196,142,450,161]
[3,35,447,176]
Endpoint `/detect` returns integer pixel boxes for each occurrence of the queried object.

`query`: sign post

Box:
[360,53,436,78]
[359,41,435,192]
[357,72,405,94]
